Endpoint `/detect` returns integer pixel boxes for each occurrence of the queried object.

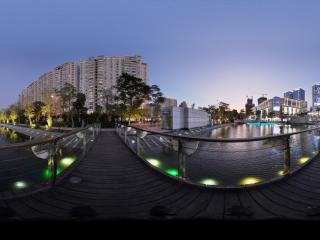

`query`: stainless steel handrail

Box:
[0,123,101,199]
[128,124,320,142]
[0,124,99,151]
[116,123,320,189]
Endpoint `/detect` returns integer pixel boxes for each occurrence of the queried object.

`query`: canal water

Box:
[0,127,32,145]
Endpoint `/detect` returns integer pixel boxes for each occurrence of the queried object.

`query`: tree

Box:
[33,101,45,126]
[201,105,217,121]
[24,104,35,127]
[8,105,19,125]
[148,85,164,121]
[55,83,77,127]
[41,104,53,129]
[0,111,6,123]
[73,93,87,127]
[114,73,151,124]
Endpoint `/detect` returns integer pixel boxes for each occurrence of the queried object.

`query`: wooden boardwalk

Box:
[1,131,320,220]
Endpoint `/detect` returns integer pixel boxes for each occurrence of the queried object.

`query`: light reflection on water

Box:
[209,123,307,139]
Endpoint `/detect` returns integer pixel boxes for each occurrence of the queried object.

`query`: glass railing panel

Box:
[54,134,83,180]
[134,131,179,178]
[290,130,318,172]
[0,142,51,196]
[117,125,320,188]
[183,138,285,187]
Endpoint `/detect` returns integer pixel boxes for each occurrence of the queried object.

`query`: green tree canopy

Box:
[114,73,151,123]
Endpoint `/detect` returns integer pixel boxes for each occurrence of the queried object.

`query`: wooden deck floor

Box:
[1,131,320,220]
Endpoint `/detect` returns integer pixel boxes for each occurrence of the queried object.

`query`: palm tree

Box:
[41,104,52,129]
[8,105,18,125]
[0,111,6,123]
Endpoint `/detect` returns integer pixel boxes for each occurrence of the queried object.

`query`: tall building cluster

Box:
[18,55,148,113]
[284,88,305,101]
[249,87,311,119]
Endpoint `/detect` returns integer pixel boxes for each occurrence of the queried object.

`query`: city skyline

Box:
[1,0,320,110]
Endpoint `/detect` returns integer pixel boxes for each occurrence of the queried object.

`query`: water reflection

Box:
[210,123,306,138]
[0,127,32,145]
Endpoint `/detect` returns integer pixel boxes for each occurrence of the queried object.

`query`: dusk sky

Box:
[1,0,320,110]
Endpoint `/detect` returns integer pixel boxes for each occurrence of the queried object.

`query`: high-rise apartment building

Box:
[245,97,255,116]
[257,97,267,105]
[19,61,78,108]
[284,91,293,99]
[79,55,148,113]
[292,88,305,101]
[284,88,305,101]
[18,56,148,113]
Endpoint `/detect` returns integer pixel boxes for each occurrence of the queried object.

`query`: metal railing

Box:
[0,123,101,199]
[115,123,320,188]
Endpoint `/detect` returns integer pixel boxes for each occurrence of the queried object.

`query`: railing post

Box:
[92,126,96,139]
[82,130,87,156]
[136,130,140,156]
[283,135,291,175]
[178,139,186,180]
[124,127,127,144]
[49,140,58,187]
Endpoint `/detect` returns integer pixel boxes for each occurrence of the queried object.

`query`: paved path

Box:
[1,131,320,220]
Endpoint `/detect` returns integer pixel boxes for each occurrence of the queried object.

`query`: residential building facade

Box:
[18,55,148,113]
[18,61,78,108]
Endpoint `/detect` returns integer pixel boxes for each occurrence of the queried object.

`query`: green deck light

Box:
[200,179,218,186]
[146,158,161,168]
[44,169,62,178]
[165,169,179,177]
[240,177,262,186]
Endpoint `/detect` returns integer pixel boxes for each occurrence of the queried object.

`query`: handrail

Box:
[127,124,320,142]
[0,123,101,199]
[0,124,97,151]
[116,122,320,189]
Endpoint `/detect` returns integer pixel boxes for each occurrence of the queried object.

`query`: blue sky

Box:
[0,0,320,110]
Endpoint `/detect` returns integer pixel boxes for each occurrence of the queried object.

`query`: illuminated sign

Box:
[273,106,280,111]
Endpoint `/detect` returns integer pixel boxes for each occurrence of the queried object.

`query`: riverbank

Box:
[0,124,63,139]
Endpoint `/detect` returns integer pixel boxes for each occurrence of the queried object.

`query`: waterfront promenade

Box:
[1,130,320,220]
